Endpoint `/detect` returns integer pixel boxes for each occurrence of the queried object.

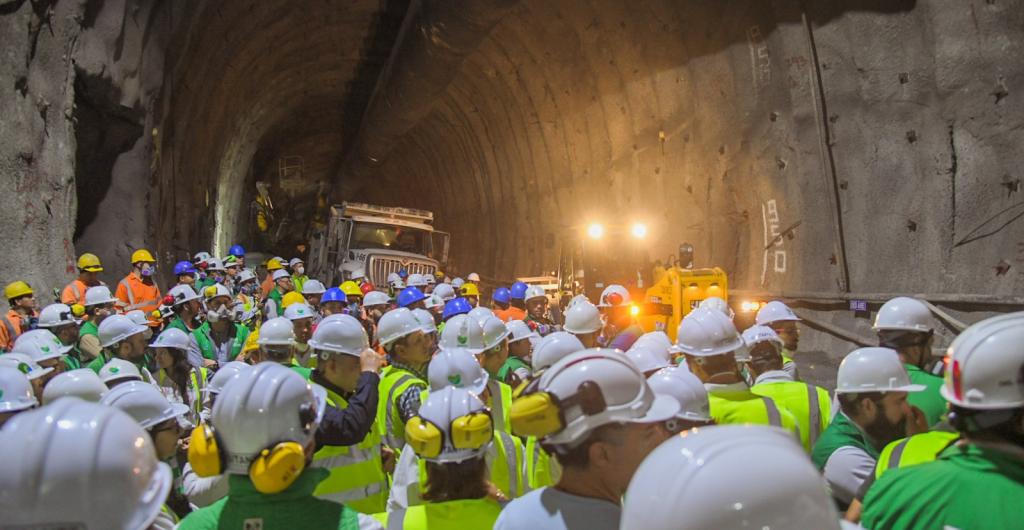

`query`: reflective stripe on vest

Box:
[384,374,414,449]
[806,384,823,447]
[494,430,519,498]
[313,390,388,513]
[407,430,523,505]
[1,316,18,347]
[119,278,159,311]
[70,282,82,302]
[157,367,207,419]
[761,396,782,426]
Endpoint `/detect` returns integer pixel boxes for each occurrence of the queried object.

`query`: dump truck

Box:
[308,202,450,288]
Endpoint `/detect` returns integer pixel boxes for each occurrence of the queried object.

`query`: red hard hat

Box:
[360,282,376,295]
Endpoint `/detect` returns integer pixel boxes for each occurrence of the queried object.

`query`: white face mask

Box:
[206,306,233,323]
[295,266,305,276]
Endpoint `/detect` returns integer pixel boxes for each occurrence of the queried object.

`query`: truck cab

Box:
[308,202,449,287]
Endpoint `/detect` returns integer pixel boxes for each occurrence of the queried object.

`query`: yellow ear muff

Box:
[188,424,224,477]
[249,441,306,494]
[405,416,443,459]
[451,412,493,450]
[510,392,564,438]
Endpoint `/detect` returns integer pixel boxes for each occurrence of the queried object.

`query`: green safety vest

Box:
[290,360,313,380]
[811,412,881,470]
[374,497,503,530]
[86,349,112,373]
[312,386,389,514]
[874,430,959,479]
[191,322,249,361]
[63,347,82,370]
[157,367,209,420]
[862,443,1024,530]
[905,364,947,427]
[524,435,559,490]
[751,380,831,451]
[267,288,285,317]
[376,366,427,450]
[404,427,525,505]
[79,320,98,340]
[707,386,802,438]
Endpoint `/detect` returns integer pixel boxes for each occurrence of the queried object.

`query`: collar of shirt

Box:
[389,359,428,380]
[704,381,753,397]
[753,370,794,385]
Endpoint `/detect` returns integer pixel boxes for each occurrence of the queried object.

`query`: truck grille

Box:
[368,256,437,285]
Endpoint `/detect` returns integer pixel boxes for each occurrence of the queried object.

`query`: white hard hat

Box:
[755,300,801,325]
[452,277,465,289]
[835,347,926,394]
[101,381,189,429]
[84,285,118,306]
[124,310,150,328]
[301,279,327,295]
[674,307,744,357]
[413,386,491,463]
[0,399,172,530]
[284,303,315,321]
[536,349,680,446]
[698,296,734,319]
[598,284,630,307]
[377,308,423,346]
[566,294,590,310]
[202,283,232,301]
[625,339,672,374]
[562,300,602,334]
[97,314,148,348]
[42,369,107,405]
[631,331,672,354]
[433,283,456,301]
[289,257,304,267]
[99,358,144,385]
[271,269,291,281]
[531,331,585,371]
[411,308,439,335]
[0,353,53,380]
[258,317,296,346]
[506,319,539,343]
[205,361,251,396]
[524,285,546,302]
[237,269,257,283]
[873,296,933,333]
[428,347,489,395]
[0,366,37,412]
[647,366,711,422]
[273,256,286,265]
[941,312,1024,409]
[213,363,323,474]
[480,316,511,351]
[37,303,79,329]
[194,251,212,262]
[363,290,391,307]
[620,425,841,530]
[424,293,445,309]
[439,314,487,354]
[205,258,226,272]
[468,306,496,325]
[309,314,369,357]
[742,325,784,350]
[149,327,191,351]
[467,272,481,282]
[13,329,71,362]
[407,273,428,287]
[168,284,201,306]
[425,273,436,285]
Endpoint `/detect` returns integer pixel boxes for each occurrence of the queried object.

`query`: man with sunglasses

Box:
[873,297,946,427]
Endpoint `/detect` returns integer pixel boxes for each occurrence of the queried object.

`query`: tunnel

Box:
[2,0,1023,382]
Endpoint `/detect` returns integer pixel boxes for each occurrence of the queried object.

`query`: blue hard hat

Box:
[228,244,245,257]
[397,286,427,308]
[321,287,348,305]
[173,260,196,276]
[398,269,409,279]
[493,287,512,304]
[510,281,529,300]
[443,297,472,321]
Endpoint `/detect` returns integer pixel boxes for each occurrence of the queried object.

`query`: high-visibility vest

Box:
[157,367,209,422]
[874,430,959,479]
[375,497,503,530]
[708,387,802,439]
[312,387,389,514]
[0,310,28,351]
[419,380,512,433]
[115,273,161,314]
[376,366,427,450]
[62,279,103,306]
[191,322,249,362]
[524,435,560,491]
[751,380,831,451]
[403,429,526,506]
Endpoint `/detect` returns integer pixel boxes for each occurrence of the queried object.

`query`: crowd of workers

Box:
[0,246,1021,529]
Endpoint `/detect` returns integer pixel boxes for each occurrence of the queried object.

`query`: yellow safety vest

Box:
[376,366,428,450]
[374,497,503,530]
[751,380,831,451]
[524,435,561,490]
[419,379,513,433]
[312,387,389,514]
[874,430,959,479]
[708,388,802,439]
[156,367,208,422]
[404,429,526,505]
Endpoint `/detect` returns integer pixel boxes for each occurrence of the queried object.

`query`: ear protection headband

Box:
[187,401,318,494]
[405,410,493,461]
[510,379,607,439]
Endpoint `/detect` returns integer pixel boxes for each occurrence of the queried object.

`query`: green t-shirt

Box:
[862,443,1024,530]
[497,356,531,385]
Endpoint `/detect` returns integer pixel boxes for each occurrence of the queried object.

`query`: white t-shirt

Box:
[493,487,620,530]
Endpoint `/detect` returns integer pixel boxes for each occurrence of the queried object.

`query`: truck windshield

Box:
[350,222,432,255]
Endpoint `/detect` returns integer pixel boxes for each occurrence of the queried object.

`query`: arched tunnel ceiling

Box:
[145,0,1022,300]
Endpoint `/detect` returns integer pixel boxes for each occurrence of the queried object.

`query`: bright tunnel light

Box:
[587,223,605,239]
[631,222,647,239]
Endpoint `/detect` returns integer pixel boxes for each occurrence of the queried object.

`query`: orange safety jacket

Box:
[0,309,32,351]
[115,272,162,315]
[61,279,105,306]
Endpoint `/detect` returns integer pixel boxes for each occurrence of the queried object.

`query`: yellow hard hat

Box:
[131,249,156,264]
[242,330,260,353]
[461,283,480,297]
[4,281,33,300]
[282,291,306,308]
[339,281,361,297]
[266,259,284,271]
[77,253,103,272]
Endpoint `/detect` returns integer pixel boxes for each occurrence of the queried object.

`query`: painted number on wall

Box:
[747,25,771,91]
[762,199,787,286]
